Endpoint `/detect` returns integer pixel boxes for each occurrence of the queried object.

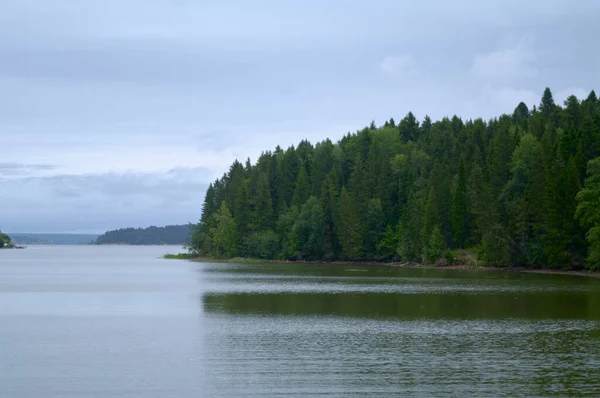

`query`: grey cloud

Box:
[0,162,57,176]
[471,35,538,80]
[38,167,211,201]
[0,0,599,232]
[0,167,211,232]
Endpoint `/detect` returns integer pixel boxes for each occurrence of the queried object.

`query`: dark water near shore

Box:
[1,246,600,397]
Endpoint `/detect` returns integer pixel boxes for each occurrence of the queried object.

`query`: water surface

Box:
[1,246,600,396]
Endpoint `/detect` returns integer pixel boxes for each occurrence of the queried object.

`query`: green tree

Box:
[451,159,469,248]
[423,226,445,264]
[540,87,556,117]
[277,206,300,260]
[210,202,238,257]
[252,172,274,231]
[397,191,425,262]
[190,87,594,268]
[364,198,385,259]
[291,164,310,208]
[245,230,280,259]
[470,163,510,265]
[0,232,12,248]
[338,187,363,260]
[575,158,600,269]
[293,196,326,259]
[503,133,546,265]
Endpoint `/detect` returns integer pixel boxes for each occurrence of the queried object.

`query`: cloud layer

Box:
[0,0,598,232]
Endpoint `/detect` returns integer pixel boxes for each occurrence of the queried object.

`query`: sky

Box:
[0,0,599,233]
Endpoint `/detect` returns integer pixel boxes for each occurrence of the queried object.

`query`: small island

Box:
[0,232,24,249]
[0,232,14,248]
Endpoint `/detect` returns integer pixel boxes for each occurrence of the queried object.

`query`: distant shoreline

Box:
[171,256,600,279]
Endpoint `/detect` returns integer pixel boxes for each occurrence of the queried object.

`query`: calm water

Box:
[1,246,600,397]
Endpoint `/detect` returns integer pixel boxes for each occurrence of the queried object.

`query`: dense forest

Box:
[95,225,191,245]
[189,88,600,270]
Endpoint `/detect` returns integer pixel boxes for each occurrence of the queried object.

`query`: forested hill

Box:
[95,225,191,245]
[190,88,600,270]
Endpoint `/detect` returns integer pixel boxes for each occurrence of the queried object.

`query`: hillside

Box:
[95,225,191,245]
[189,88,600,270]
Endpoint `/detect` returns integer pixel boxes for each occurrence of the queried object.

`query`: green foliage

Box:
[163,252,195,259]
[188,87,600,269]
[245,230,280,259]
[0,232,12,248]
[576,158,600,269]
[451,159,469,248]
[210,202,238,258]
[338,187,363,260]
[423,227,445,264]
[95,225,191,245]
[364,198,385,259]
[292,197,326,260]
[277,205,300,260]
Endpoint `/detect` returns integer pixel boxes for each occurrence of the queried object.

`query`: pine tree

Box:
[364,198,385,259]
[540,87,556,117]
[252,173,274,231]
[338,187,363,260]
[320,172,341,259]
[210,202,238,257]
[293,197,326,260]
[470,163,510,265]
[543,151,569,267]
[397,191,425,262]
[291,164,310,208]
[451,159,469,248]
[576,158,600,269]
[399,112,419,143]
[423,226,445,264]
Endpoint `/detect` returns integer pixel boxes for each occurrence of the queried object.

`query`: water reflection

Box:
[199,262,600,320]
[202,291,600,320]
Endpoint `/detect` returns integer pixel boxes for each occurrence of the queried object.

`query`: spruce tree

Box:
[338,187,363,260]
[451,159,469,249]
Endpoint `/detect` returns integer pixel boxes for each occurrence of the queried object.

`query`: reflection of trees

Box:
[202,292,600,320]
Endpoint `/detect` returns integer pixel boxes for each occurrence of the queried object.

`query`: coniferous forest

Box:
[95,225,191,245]
[189,88,600,270]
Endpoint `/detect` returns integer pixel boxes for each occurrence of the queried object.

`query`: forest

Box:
[95,224,191,245]
[189,88,600,270]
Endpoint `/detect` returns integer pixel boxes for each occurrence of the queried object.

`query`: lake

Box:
[1,245,600,397]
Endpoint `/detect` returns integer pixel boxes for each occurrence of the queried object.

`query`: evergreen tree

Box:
[210,202,238,257]
[338,187,363,260]
[252,173,274,231]
[187,87,596,269]
[423,226,445,264]
[451,159,469,248]
[291,164,310,208]
[293,197,326,260]
[540,87,556,117]
[364,198,385,259]
[397,191,425,262]
[277,206,300,260]
[576,158,600,270]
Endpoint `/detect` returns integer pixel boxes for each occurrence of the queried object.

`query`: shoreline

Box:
[177,256,600,279]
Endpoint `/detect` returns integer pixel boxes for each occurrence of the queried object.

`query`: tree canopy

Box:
[95,225,191,245]
[190,87,600,269]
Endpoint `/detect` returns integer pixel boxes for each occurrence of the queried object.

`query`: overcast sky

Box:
[0,0,598,233]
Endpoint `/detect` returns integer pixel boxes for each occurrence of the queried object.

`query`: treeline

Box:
[190,88,600,270]
[95,225,191,245]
